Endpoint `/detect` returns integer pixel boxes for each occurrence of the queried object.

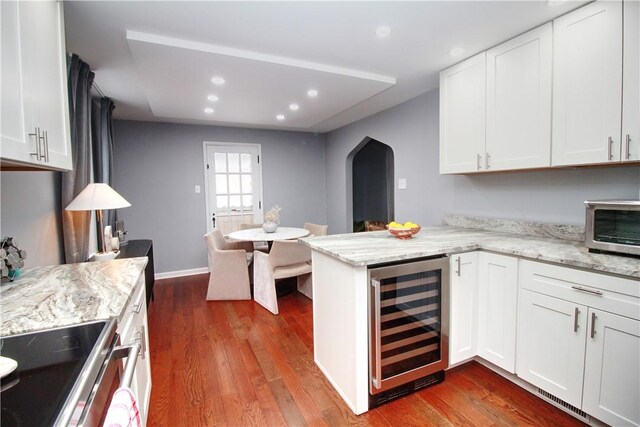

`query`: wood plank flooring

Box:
[147,274,585,426]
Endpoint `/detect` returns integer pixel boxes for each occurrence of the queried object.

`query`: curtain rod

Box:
[92,82,106,98]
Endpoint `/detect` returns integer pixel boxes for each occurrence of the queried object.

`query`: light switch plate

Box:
[195,185,201,193]
[398,178,407,190]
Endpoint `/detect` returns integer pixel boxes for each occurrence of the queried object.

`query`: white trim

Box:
[126,30,396,84]
[155,267,209,280]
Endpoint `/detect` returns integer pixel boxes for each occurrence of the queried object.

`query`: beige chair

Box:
[204,230,254,300]
[253,240,312,314]
[240,223,269,252]
[303,222,328,237]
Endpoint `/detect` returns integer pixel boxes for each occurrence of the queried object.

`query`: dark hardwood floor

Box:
[147,274,584,426]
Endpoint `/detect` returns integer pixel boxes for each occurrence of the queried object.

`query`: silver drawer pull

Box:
[625,134,632,160]
[590,312,597,339]
[455,256,461,277]
[608,136,614,160]
[132,302,142,314]
[571,285,603,296]
[477,153,482,170]
[573,307,579,332]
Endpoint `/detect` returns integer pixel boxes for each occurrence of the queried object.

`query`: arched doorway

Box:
[348,137,394,232]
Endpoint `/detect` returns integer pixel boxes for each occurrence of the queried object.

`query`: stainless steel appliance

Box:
[0,319,140,426]
[368,256,449,407]
[585,200,640,257]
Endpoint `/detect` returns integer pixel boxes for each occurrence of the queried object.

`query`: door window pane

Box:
[241,175,252,193]
[214,153,227,173]
[242,195,253,208]
[216,196,228,210]
[241,153,252,173]
[228,153,240,173]
[229,195,241,208]
[215,174,227,194]
[228,174,241,193]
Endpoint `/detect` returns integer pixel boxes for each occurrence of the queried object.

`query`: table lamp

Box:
[65,183,131,260]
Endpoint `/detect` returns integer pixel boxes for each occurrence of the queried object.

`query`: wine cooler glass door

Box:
[369,257,449,394]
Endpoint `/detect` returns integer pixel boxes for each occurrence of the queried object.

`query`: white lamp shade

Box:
[65,183,131,211]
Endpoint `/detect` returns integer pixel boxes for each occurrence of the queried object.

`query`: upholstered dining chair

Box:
[253,240,312,314]
[303,222,328,237]
[204,230,254,300]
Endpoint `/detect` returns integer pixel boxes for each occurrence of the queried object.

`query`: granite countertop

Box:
[0,257,148,336]
[303,226,640,278]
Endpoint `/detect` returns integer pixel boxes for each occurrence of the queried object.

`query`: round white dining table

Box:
[227,227,310,245]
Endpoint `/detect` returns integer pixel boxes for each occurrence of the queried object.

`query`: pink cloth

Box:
[103,387,141,427]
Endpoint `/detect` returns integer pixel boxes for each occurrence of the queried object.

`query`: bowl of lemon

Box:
[387,221,421,239]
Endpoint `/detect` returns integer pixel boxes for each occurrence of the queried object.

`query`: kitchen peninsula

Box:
[303,216,639,426]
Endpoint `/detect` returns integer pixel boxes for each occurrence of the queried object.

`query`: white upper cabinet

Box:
[440,53,486,174]
[622,0,639,162]
[552,1,623,166]
[1,0,72,171]
[486,23,552,171]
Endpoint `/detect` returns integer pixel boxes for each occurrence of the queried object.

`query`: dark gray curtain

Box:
[91,97,116,235]
[62,54,94,263]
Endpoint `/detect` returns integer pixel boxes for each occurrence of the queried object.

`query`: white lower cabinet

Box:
[118,276,152,426]
[583,309,640,427]
[449,252,479,365]
[517,259,640,426]
[516,290,587,407]
[477,252,518,373]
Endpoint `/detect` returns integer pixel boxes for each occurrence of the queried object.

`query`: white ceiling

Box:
[64,1,586,133]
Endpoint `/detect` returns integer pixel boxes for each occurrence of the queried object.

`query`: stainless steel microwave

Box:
[585,200,640,256]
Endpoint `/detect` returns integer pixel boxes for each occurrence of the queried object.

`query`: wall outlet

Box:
[195,185,201,193]
[398,178,407,190]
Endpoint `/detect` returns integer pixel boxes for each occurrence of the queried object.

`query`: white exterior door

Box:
[583,309,640,427]
[486,23,552,171]
[204,143,263,235]
[477,252,518,373]
[439,53,486,174]
[552,1,623,166]
[622,0,639,162]
[516,290,587,408]
[449,252,479,366]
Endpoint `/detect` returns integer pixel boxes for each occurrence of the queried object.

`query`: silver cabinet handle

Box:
[455,256,461,277]
[608,136,614,160]
[43,130,49,163]
[371,278,382,390]
[477,153,482,170]
[485,152,491,169]
[28,127,40,159]
[573,307,579,332]
[135,326,147,360]
[590,312,597,339]
[132,302,142,314]
[571,285,603,296]
[625,134,631,160]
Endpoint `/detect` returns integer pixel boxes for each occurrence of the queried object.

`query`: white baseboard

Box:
[155,267,209,280]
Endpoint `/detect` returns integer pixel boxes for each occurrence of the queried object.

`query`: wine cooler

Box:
[368,256,449,406]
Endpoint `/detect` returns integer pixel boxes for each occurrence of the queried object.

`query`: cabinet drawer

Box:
[519,260,639,320]
[118,277,146,338]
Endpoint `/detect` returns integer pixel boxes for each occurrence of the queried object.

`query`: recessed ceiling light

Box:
[204,107,214,114]
[276,114,285,121]
[211,76,225,85]
[376,25,391,38]
[207,94,219,102]
[449,47,465,58]
[307,89,318,97]
[289,103,299,111]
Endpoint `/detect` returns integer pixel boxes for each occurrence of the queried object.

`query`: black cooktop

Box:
[0,321,108,427]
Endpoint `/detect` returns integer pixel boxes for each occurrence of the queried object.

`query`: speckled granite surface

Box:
[443,215,585,241]
[0,257,147,336]
[303,226,639,278]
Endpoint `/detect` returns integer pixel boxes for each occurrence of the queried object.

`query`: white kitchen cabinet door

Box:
[516,290,587,408]
[440,53,486,174]
[477,252,518,373]
[1,0,72,171]
[583,309,640,427]
[552,1,623,166]
[449,252,479,366]
[486,23,552,171]
[622,0,639,162]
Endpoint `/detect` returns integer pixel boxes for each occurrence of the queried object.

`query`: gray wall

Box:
[325,89,640,234]
[113,120,326,274]
[0,171,65,267]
